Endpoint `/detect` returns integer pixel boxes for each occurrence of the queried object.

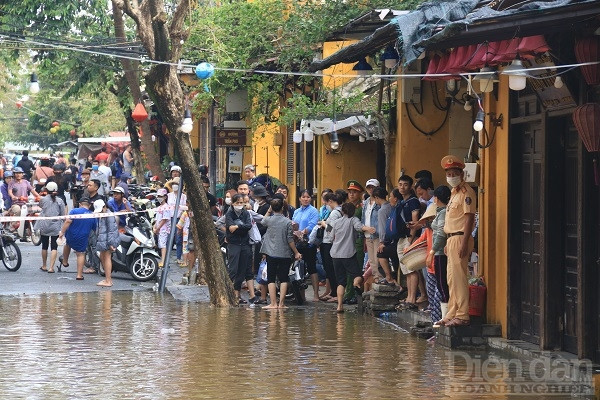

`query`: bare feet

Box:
[262,304,278,310]
[97,280,113,287]
[336,308,344,313]
[83,268,96,274]
[278,305,288,309]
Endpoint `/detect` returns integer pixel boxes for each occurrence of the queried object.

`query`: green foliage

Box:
[184,0,422,127]
[0,0,134,146]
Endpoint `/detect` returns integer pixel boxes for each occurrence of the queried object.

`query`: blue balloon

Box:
[195,62,215,80]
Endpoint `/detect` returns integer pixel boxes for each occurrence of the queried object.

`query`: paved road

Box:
[0,240,188,297]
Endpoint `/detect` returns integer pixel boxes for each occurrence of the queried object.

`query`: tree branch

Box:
[307,23,397,72]
[169,0,191,62]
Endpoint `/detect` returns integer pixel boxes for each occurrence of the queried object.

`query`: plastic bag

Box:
[256,259,268,285]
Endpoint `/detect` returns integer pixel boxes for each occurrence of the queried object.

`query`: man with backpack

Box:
[395,175,422,309]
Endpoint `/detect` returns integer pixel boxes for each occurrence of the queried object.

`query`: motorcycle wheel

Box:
[85,244,100,272]
[129,253,159,281]
[30,222,41,246]
[1,240,22,271]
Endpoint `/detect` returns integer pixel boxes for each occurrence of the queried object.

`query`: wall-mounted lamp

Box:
[502,58,528,91]
[352,58,373,76]
[382,46,399,69]
[330,131,340,150]
[29,73,40,94]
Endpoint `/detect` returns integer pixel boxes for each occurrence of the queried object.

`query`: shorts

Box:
[333,257,362,287]
[158,231,170,248]
[377,241,400,268]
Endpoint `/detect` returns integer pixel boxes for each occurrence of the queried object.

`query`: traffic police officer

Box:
[438,155,476,327]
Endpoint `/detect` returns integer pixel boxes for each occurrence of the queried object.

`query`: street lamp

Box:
[352,58,373,76]
[29,73,40,94]
[293,129,302,143]
[180,108,193,133]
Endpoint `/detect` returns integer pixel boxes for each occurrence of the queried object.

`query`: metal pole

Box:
[158,176,184,293]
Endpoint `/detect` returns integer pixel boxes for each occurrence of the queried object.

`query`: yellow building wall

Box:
[479,78,509,336]
[393,79,450,186]
[315,40,378,204]
[245,122,281,180]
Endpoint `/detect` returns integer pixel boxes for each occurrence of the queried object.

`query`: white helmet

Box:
[170,165,181,173]
[46,182,58,192]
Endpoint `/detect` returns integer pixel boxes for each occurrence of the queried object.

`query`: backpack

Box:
[385,205,401,242]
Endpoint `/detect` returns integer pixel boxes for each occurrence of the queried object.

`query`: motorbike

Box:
[0,223,22,271]
[4,197,42,245]
[97,209,160,281]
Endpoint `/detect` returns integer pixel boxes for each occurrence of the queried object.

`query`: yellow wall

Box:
[393,79,451,186]
[479,78,509,336]
[245,122,281,179]
[315,40,378,202]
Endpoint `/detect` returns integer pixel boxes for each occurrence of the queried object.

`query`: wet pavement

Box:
[0,241,594,399]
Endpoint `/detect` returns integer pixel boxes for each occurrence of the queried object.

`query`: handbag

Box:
[289,259,304,282]
[249,219,262,244]
[399,241,428,272]
[256,259,268,285]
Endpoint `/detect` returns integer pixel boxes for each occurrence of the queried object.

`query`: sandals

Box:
[58,255,69,272]
[377,278,396,286]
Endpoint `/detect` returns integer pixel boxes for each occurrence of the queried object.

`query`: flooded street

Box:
[0,291,591,399]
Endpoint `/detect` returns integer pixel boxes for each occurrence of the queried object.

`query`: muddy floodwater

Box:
[0,291,592,399]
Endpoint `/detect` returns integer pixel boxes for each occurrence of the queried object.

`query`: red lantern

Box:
[574,36,600,86]
[69,129,76,136]
[52,121,60,127]
[15,101,22,109]
[572,103,600,184]
[131,102,148,123]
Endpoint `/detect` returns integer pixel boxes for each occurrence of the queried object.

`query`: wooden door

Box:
[515,121,544,344]
[561,124,579,353]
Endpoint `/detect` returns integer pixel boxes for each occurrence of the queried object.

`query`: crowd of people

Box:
[0,147,477,323]
[208,159,476,322]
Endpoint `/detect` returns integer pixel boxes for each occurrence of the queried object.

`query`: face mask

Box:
[446,176,462,188]
[225,197,232,205]
[172,185,179,192]
[234,205,244,211]
[157,196,165,203]
[92,165,99,171]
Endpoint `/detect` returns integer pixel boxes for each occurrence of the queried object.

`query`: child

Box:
[153,189,171,267]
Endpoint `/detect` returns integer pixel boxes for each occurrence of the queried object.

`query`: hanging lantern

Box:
[52,121,60,127]
[574,36,600,86]
[131,102,149,123]
[572,103,600,184]
[15,101,22,109]
[69,129,76,136]
[195,62,215,80]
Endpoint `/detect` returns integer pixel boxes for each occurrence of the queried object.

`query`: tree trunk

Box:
[112,1,165,182]
[116,0,235,307]
[147,66,236,307]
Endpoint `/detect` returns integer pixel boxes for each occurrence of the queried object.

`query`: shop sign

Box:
[216,129,247,146]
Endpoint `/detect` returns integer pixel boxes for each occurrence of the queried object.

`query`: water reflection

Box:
[0,292,589,399]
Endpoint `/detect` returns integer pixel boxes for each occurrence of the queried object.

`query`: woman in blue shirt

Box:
[292,189,320,300]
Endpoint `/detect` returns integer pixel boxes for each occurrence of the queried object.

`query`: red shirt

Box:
[95,152,110,162]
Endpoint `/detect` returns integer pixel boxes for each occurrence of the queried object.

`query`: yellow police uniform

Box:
[441,155,476,323]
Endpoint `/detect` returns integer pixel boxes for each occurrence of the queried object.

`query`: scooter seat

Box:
[119,234,134,246]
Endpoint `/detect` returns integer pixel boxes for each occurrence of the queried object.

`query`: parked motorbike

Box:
[4,198,42,245]
[97,210,160,281]
[0,223,22,271]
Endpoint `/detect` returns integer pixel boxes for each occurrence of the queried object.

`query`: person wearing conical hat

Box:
[437,155,476,327]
